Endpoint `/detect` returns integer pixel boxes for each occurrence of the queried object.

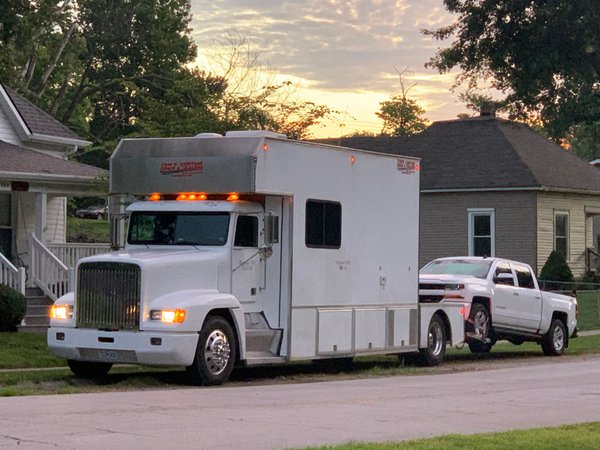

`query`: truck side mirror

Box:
[110,213,129,250]
[264,212,279,245]
[494,273,514,286]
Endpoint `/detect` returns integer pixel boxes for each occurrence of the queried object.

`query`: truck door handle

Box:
[513,292,519,296]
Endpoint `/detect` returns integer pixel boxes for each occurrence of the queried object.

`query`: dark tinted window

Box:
[514,264,535,289]
[234,216,258,247]
[306,200,341,248]
[128,212,230,246]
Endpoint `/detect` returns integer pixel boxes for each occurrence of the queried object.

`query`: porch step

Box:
[18,287,52,334]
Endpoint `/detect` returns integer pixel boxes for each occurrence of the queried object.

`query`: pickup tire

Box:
[419,314,446,366]
[187,316,237,385]
[467,303,493,354]
[67,360,112,378]
[541,318,567,356]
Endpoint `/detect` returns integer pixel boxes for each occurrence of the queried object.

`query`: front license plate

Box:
[78,348,137,363]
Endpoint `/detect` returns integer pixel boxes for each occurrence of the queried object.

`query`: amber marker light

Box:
[50,304,70,320]
[176,193,188,201]
[227,193,239,201]
[351,155,356,165]
[149,193,161,201]
[198,193,208,200]
[263,143,268,151]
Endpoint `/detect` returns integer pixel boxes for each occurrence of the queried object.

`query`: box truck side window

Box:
[305,199,341,249]
[234,215,259,247]
[128,212,230,246]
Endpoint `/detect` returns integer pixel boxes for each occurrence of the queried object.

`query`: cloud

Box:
[190,0,468,134]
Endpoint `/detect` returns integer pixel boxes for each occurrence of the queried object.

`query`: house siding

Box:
[420,191,537,269]
[47,195,66,243]
[536,192,600,277]
[0,105,21,145]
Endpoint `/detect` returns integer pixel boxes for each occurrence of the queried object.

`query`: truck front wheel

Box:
[187,316,237,385]
[467,303,493,354]
[419,314,446,366]
[67,360,112,378]
[541,318,567,356]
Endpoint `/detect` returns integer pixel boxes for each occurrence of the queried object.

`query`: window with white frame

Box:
[554,211,569,259]
[468,208,495,257]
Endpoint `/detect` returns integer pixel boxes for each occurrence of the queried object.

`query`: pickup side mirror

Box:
[494,272,514,286]
[264,212,279,245]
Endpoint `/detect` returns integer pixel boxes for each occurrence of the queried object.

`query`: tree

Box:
[376,67,428,136]
[425,1,600,139]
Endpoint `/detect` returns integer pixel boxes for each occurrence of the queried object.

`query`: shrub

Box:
[0,284,27,332]
[539,250,574,282]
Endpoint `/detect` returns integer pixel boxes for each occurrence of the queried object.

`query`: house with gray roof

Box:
[329,114,600,277]
[0,83,107,267]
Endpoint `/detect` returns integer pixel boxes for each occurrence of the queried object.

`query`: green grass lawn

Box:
[303,422,600,450]
[67,216,109,243]
[576,291,600,331]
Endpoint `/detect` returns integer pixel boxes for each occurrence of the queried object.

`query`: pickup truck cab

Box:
[419,257,578,355]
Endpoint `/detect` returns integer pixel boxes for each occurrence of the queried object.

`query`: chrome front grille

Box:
[76,262,141,330]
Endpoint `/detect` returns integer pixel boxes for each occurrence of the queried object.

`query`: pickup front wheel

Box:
[541,318,567,356]
[467,303,493,354]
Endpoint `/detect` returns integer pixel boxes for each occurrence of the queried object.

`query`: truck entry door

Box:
[232,214,264,311]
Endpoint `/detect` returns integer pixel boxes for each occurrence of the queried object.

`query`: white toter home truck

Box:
[48,131,465,385]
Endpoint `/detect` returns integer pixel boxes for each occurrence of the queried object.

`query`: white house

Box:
[0,83,108,303]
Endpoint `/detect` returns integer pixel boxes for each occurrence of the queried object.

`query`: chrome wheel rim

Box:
[204,329,231,375]
[428,321,444,356]
[472,310,489,339]
[553,325,565,352]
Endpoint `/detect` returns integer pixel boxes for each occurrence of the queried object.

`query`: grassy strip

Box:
[0,332,65,369]
[1,333,599,397]
[66,216,109,243]
[577,291,600,331]
[304,422,600,450]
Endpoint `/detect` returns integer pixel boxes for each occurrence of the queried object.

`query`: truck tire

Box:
[419,314,446,366]
[467,303,493,354]
[187,315,237,385]
[541,318,567,356]
[67,360,112,378]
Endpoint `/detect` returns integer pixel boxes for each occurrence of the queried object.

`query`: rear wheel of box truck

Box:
[419,314,446,366]
[187,315,237,385]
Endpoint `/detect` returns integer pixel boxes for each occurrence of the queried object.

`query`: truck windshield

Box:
[420,259,492,279]
[128,212,230,246]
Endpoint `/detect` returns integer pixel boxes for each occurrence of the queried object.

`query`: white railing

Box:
[0,252,26,295]
[46,242,111,268]
[28,233,73,301]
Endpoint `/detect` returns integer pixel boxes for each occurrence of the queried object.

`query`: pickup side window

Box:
[494,262,514,285]
[514,264,535,289]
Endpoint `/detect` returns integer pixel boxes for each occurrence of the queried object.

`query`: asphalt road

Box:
[1,355,600,449]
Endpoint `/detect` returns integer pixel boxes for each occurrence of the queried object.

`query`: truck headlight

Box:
[50,304,72,320]
[150,309,186,324]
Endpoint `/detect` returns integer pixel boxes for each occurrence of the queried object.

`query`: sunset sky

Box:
[190,0,471,138]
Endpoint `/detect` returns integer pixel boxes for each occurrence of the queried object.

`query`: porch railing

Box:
[46,242,111,268]
[0,252,26,295]
[28,233,74,301]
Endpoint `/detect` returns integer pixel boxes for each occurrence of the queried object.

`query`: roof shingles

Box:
[325,117,600,193]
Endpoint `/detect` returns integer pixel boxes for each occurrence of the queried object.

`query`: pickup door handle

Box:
[513,292,519,296]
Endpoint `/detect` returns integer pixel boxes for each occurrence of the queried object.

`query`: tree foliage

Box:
[425,1,600,138]
[1,11,336,166]
[539,250,574,282]
[376,67,428,136]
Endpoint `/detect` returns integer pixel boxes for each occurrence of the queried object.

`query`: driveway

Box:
[1,355,600,449]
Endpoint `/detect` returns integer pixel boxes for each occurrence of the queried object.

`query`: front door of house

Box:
[0,193,12,259]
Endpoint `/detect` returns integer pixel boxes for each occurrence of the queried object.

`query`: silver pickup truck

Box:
[419,257,578,355]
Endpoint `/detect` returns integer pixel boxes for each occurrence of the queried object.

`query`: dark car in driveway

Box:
[75,205,108,220]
